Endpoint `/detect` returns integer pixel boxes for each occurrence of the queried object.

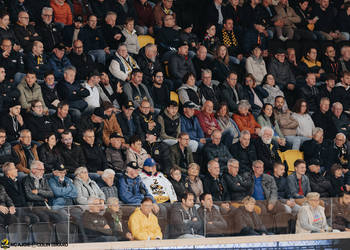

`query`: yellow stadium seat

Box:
[170,91,179,104]
[137,35,155,48]
[278,150,304,175]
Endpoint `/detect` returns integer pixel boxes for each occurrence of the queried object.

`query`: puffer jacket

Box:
[267,57,296,88]
[17,78,47,110]
[74,177,106,205]
[121,28,140,55]
[245,56,267,85]
[50,0,73,25]
[178,84,201,109]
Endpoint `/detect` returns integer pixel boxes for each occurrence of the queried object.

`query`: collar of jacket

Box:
[141,169,159,177]
[301,56,321,68]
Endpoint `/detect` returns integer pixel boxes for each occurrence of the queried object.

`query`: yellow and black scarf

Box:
[222,28,238,48]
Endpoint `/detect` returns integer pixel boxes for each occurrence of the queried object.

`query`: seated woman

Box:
[178,72,201,110]
[257,103,286,147]
[233,100,261,138]
[245,46,267,86]
[168,167,193,201]
[202,24,220,59]
[23,99,54,142]
[328,164,348,197]
[262,74,285,107]
[242,73,268,117]
[291,99,314,149]
[38,132,63,171]
[296,192,331,233]
[186,163,203,203]
[74,166,106,205]
[212,45,242,83]
[215,102,241,147]
[233,196,268,236]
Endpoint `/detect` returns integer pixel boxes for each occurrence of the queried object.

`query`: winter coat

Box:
[22,174,54,207]
[74,177,106,205]
[287,172,311,198]
[245,56,267,85]
[121,28,140,55]
[17,79,47,110]
[48,175,77,207]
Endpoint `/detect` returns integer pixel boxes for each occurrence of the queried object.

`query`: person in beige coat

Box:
[273,0,301,41]
[245,46,267,85]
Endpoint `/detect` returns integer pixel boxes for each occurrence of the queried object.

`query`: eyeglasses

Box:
[141,106,151,109]
[34,105,43,108]
[19,16,29,19]
[42,14,53,17]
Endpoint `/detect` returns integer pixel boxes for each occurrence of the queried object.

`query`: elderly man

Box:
[118,161,156,205]
[104,197,126,238]
[128,197,162,240]
[50,101,76,136]
[254,127,282,174]
[67,40,96,81]
[137,44,162,87]
[306,159,332,197]
[328,133,350,182]
[332,102,350,138]
[140,158,177,203]
[196,100,221,138]
[82,197,118,242]
[203,130,232,174]
[22,161,62,223]
[96,169,119,201]
[169,41,196,89]
[35,7,62,53]
[245,160,283,213]
[24,41,51,80]
[109,44,139,82]
[101,11,125,51]
[123,69,154,109]
[203,160,230,202]
[198,69,219,110]
[192,46,214,80]
[312,97,337,140]
[48,163,77,210]
[219,71,244,113]
[78,14,109,65]
[229,130,257,175]
[299,73,319,113]
[13,129,39,175]
[48,43,72,81]
[287,159,311,199]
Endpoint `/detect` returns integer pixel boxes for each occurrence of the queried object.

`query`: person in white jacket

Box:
[121,17,140,56]
[140,158,177,203]
[245,46,267,85]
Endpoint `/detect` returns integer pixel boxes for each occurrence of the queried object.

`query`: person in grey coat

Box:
[74,167,106,205]
[287,159,311,199]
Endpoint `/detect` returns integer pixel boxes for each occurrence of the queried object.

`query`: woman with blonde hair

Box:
[186,163,203,202]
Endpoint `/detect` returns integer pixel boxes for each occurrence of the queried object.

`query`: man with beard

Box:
[149,71,170,112]
[62,16,83,48]
[137,43,162,87]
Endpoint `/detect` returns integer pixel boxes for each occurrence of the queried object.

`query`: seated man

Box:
[332,102,350,138]
[82,70,101,112]
[50,101,76,136]
[105,133,126,174]
[196,100,221,138]
[312,97,337,140]
[170,132,194,175]
[0,101,24,143]
[128,197,162,240]
[157,101,180,145]
[96,169,119,201]
[203,160,229,202]
[48,43,72,81]
[328,133,350,174]
[0,179,17,226]
[104,197,127,239]
[78,107,105,146]
[245,160,283,214]
[133,99,160,140]
[13,129,39,175]
[197,193,228,237]
[17,71,47,111]
[118,161,155,204]
[126,135,148,169]
[202,130,232,174]
[55,130,86,175]
[116,100,137,143]
[137,44,162,87]
[327,191,350,232]
[229,130,257,175]
[169,192,203,239]
[140,158,177,204]
[82,197,117,242]
[298,73,320,113]
[287,159,311,199]
[0,129,19,167]
[102,102,123,146]
[22,161,62,223]
[0,40,25,85]
[48,163,78,210]
[254,126,281,174]
[24,41,51,80]
[180,101,206,153]
[80,129,108,174]
[306,159,332,197]
[198,69,219,110]
[223,159,250,201]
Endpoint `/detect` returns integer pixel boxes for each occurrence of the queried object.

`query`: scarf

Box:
[30,172,41,189]
[23,144,35,167]
[222,28,238,48]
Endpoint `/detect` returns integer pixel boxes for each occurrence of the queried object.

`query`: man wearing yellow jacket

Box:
[128,197,163,240]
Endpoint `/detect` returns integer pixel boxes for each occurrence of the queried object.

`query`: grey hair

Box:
[207,159,219,169]
[259,126,274,137]
[64,65,76,73]
[238,100,251,110]
[20,129,31,137]
[340,45,350,56]
[107,197,119,205]
[42,7,53,14]
[105,11,117,18]
[252,160,264,168]
[336,133,346,140]
[30,160,44,170]
[2,162,14,176]
[227,158,239,166]
[74,166,88,176]
[201,69,212,77]
[332,102,343,109]
[306,192,320,200]
[312,127,323,136]
[88,197,100,205]
[319,97,330,104]
[240,130,250,138]
[144,43,157,51]
[102,169,115,178]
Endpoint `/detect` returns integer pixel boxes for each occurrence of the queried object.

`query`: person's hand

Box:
[274,19,284,27]
[237,54,243,61]
[69,125,76,130]
[287,83,295,90]
[345,228,350,231]
[13,44,21,52]
[114,34,122,40]
[16,114,24,126]
[267,203,274,211]
[103,224,110,229]
[0,206,8,214]
[51,99,60,107]
[97,171,104,176]
[152,203,160,214]
[319,69,325,74]
[104,47,110,54]
[9,206,16,215]
[346,184,350,192]
[208,221,213,225]
[2,50,10,58]
[343,169,349,174]
[117,82,123,93]
[278,138,286,146]
[192,217,198,222]
[191,42,196,48]
[200,138,206,144]
[125,232,133,240]
[320,229,325,233]
[24,36,30,40]
[32,189,38,195]
[220,202,230,211]
[33,33,39,37]
[43,109,49,115]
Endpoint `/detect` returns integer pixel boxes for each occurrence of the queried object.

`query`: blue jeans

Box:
[285,135,311,150]
[88,49,107,65]
[222,127,239,148]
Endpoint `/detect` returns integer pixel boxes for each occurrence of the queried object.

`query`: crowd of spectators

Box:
[0,0,349,243]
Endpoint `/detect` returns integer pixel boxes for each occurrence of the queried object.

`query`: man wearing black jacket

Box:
[0,66,20,113]
[24,41,51,80]
[101,12,125,51]
[0,101,24,142]
[312,97,337,140]
[136,44,162,87]
[0,39,25,84]
[306,159,332,197]
[0,130,19,167]
[203,160,229,202]
[116,101,137,143]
